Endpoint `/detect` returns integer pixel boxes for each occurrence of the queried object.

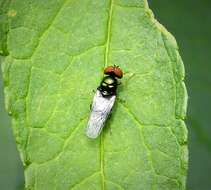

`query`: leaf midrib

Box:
[101,0,114,189]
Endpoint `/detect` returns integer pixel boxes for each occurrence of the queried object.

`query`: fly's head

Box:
[104,65,123,79]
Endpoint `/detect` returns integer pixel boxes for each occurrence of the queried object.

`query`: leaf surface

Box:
[1,0,188,189]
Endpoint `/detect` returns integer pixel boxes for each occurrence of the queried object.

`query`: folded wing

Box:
[86,90,116,139]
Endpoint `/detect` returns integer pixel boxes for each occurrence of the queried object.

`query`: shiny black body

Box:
[98,75,117,97]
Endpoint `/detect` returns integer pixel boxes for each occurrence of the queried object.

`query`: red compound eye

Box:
[104,66,114,75]
[113,67,123,78]
[104,66,123,79]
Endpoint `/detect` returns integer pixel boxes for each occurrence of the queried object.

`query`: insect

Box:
[86,65,123,139]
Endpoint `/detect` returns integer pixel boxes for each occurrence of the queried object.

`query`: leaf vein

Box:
[118,102,157,175]
[100,0,114,189]
[106,180,126,190]
[104,0,114,68]
[69,172,100,190]
[30,0,69,59]
[32,117,87,165]
[119,102,180,181]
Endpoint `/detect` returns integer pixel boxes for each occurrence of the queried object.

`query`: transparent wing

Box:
[86,90,116,139]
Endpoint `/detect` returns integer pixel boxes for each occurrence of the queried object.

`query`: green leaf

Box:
[0,0,10,55]
[1,0,188,189]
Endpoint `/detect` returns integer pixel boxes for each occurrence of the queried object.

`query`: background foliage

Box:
[0,0,210,189]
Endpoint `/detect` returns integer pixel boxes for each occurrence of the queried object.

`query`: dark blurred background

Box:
[0,0,211,189]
